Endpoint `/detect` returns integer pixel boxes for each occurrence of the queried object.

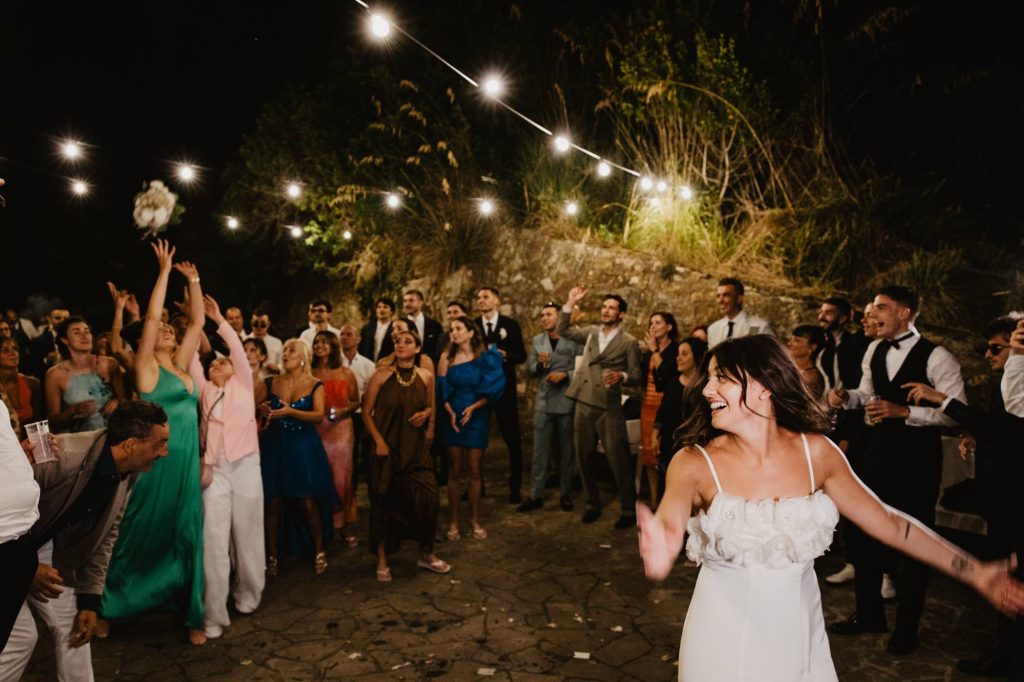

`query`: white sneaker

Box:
[204,624,224,639]
[881,573,897,600]
[825,563,856,584]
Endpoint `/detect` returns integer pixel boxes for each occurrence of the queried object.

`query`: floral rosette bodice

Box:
[685,490,839,569]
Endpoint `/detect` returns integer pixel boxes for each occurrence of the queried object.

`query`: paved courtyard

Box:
[23,444,998,681]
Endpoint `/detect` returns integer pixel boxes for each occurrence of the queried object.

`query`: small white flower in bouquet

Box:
[133,180,185,238]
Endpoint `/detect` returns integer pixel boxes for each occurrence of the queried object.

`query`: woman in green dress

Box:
[100,240,207,645]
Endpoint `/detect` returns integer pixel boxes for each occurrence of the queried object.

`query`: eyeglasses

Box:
[251,320,269,328]
[977,343,1009,356]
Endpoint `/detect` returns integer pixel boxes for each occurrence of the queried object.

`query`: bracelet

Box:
[189,276,201,284]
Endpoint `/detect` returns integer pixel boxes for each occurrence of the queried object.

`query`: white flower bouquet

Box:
[133,180,185,238]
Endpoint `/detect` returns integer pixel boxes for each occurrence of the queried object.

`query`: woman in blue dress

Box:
[437,318,504,540]
[255,338,336,576]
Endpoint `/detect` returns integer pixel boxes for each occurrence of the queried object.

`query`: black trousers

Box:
[853,434,942,637]
[491,385,523,493]
[0,534,39,650]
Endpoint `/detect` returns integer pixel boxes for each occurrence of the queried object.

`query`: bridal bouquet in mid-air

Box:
[133,180,184,238]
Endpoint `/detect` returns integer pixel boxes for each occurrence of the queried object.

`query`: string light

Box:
[60,141,83,161]
[176,164,197,183]
[649,197,661,209]
[481,76,504,98]
[656,180,668,192]
[343,229,353,240]
[226,216,239,230]
[679,185,694,201]
[369,13,391,38]
[553,135,571,153]
[288,225,303,238]
[286,182,302,199]
[564,200,579,216]
[639,177,654,192]
[70,180,88,196]
[597,161,612,177]
[478,199,495,216]
[385,193,401,209]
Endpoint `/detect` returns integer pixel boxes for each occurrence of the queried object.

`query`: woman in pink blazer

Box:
[189,295,264,640]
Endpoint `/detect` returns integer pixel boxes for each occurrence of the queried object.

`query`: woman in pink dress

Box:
[311,331,360,546]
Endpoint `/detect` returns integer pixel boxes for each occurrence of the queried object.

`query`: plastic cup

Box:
[26,420,55,463]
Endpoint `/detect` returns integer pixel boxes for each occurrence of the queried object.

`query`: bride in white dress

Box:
[637,335,1024,681]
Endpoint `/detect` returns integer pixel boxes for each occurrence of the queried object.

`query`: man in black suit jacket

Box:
[475,286,527,503]
[357,297,396,362]
[403,290,444,362]
[28,308,69,381]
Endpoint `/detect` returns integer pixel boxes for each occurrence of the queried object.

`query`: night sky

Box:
[3,1,1023,326]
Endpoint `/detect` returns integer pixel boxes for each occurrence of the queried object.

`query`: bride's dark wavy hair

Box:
[676,334,834,447]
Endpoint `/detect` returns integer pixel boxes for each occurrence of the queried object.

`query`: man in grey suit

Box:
[556,285,642,528]
[0,401,169,680]
[518,302,584,513]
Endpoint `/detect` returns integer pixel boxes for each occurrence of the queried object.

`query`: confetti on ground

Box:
[391,661,411,670]
[661,654,671,661]
[611,625,623,632]
[599,543,612,549]
[547,622,557,628]
[508,618,515,623]
[574,651,591,660]
[603,582,611,586]
[240,660,252,666]
[481,606,487,611]
[348,653,362,660]
[477,668,497,676]
[573,614,584,623]
[450,579,462,584]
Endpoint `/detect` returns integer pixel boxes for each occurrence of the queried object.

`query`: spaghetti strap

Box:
[693,444,723,494]
[800,433,815,494]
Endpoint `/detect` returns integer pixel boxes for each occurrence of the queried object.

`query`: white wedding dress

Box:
[680,434,840,681]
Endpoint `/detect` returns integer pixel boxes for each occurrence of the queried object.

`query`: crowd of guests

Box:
[2,237,1024,679]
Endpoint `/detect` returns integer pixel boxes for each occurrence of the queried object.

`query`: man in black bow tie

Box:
[827,285,966,656]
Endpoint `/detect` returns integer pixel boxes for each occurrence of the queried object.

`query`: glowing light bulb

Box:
[71,180,88,196]
[385,193,401,209]
[286,183,302,199]
[564,201,579,216]
[482,77,504,98]
[553,136,570,153]
[597,161,612,177]
[226,217,239,230]
[678,185,694,201]
[639,177,654,192]
[479,199,495,216]
[61,141,82,160]
[177,164,196,182]
[649,197,661,209]
[289,225,303,238]
[369,14,391,38]
[656,180,668,193]
[343,229,353,240]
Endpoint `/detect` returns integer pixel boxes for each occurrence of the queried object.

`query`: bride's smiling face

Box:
[702,357,771,430]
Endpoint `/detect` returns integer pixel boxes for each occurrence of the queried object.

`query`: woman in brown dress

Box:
[361,328,451,582]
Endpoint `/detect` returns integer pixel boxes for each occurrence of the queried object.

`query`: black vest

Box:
[867,336,942,454]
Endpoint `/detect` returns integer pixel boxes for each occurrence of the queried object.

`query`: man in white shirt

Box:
[0,400,40,649]
[243,309,283,373]
[338,325,375,401]
[298,299,340,349]
[224,307,246,339]
[705,277,773,347]
[827,285,966,655]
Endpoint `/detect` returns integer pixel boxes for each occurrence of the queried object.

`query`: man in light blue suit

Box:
[517,303,583,513]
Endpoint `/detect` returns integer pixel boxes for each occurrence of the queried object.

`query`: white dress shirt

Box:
[598,326,620,353]
[1002,354,1024,418]
[845,332,966,427]
[341,352,376,402]
[0,401,40,543]
[299,324,340,350]
[481,312,499,338]
[373,322,390,360]
[706,310,774,347]
[243,332,283,370]
[409,312,425,341]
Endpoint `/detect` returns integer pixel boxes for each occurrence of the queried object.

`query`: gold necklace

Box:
[394,366,416,387]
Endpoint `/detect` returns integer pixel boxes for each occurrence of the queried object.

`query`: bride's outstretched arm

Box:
[638,447,703,581]
[817,435,1024,616]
